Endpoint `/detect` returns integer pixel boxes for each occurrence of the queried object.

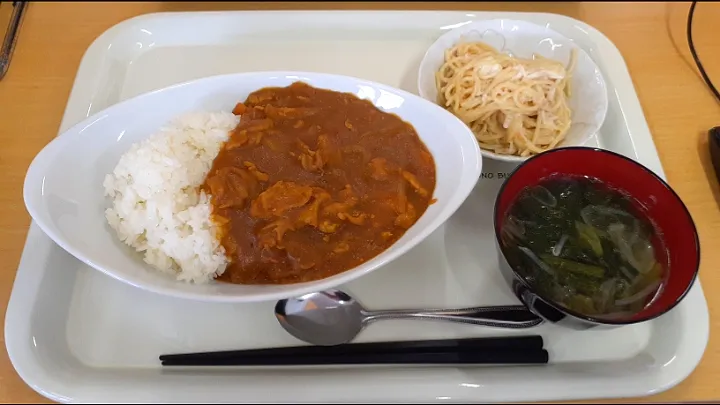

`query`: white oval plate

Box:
[418,19,609,163]
[23,71,483,303]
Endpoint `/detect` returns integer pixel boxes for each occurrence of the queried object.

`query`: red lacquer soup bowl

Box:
[493,147,700,329]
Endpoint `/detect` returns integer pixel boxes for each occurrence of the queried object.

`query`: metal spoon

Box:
[274,289,543,346]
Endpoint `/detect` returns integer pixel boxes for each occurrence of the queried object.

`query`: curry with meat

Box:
[201,82,437,285]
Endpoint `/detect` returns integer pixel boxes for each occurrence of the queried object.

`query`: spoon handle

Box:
[362,305,543,329]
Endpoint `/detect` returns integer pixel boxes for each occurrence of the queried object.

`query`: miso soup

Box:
[500,174,668,319]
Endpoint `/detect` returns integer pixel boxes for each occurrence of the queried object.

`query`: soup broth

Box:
[500,174,668,319]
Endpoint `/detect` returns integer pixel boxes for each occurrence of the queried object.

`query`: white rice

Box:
[103,111,240,283]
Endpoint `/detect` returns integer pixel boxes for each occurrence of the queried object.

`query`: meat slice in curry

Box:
[201,81,437,285]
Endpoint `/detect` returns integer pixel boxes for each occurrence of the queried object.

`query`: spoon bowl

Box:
[274,290,366,346]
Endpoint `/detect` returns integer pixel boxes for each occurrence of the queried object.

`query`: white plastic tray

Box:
[5,10,710,403]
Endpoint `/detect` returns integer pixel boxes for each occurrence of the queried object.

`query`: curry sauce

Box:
[201,82,437,284]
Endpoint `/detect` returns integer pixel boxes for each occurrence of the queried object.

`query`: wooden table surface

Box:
[1,1,719,403]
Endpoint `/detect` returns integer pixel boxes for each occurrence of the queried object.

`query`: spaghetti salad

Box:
[436,41,577,157]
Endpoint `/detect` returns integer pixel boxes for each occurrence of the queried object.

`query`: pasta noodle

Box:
[435,41,577,157]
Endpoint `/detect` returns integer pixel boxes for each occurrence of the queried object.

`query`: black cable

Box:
[687,1,720,103]
[693,2,720,185]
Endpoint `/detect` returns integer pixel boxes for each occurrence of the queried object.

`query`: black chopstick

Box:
[161,349,548,366]
[160,335,543,361]
[160,335,546,367]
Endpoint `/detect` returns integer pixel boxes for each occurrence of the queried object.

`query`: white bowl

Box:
[417,19,609,163]
[23,71,483,303]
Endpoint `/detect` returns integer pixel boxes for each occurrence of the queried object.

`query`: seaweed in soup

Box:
[501,174,667,318]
